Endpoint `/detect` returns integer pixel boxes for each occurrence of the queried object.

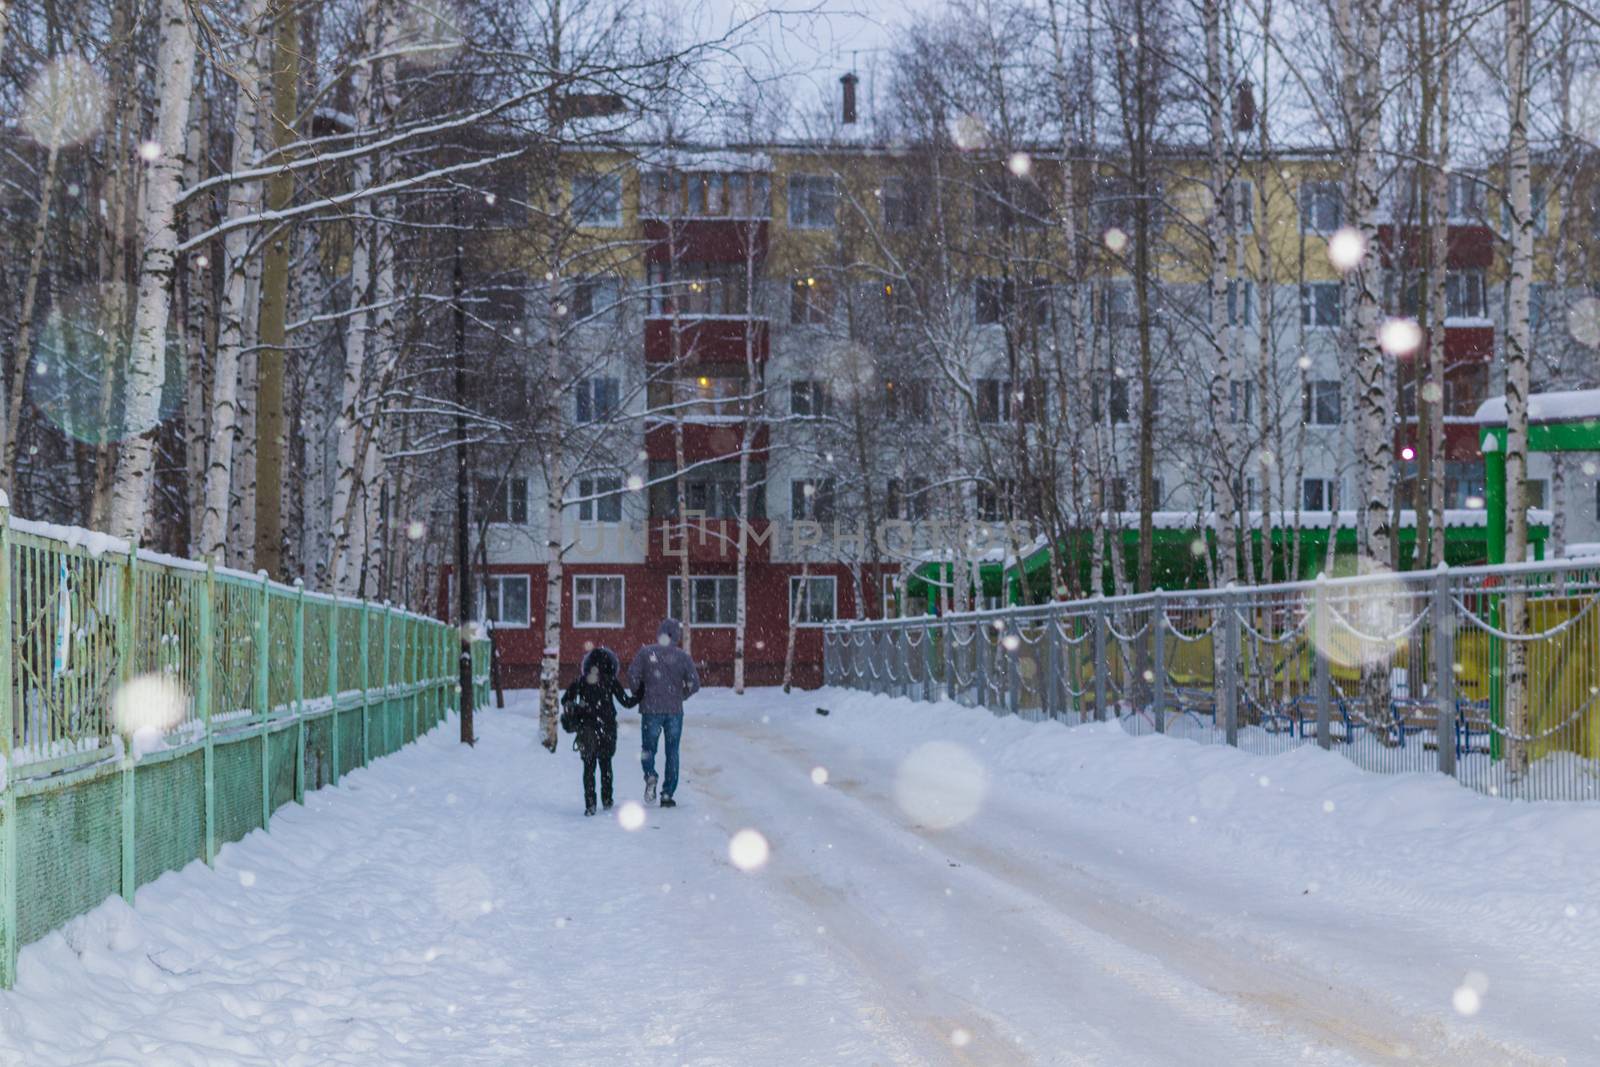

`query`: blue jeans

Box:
[640,713,683,798]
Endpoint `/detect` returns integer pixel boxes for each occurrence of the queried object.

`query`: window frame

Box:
[575,376,621,424]
[571,173,623,228]
[476,477,529,525]
[481,574,532,629]
[790,379,831,418]
[1301,477,1337,511]
[1299,181,1342,233]
[667,575,739,627]
[571,574,626,629]
[787,174,837,230]
[790,477,836,523]
[788,574,838,626]
[1303,380,1343,426]
[576,475,624,523]
[1300,282,1342,329]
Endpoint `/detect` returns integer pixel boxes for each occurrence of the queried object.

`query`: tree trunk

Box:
[108,0,198,539]
[1503,0,1534,776]
[253,0,300,574]
[200,0,269,562]
[1,141,61,494]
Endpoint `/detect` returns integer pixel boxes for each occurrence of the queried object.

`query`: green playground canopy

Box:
[904,509,1549,606]
[1476,388,1600,565]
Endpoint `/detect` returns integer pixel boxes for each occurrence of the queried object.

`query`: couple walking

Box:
[556,618,699,816]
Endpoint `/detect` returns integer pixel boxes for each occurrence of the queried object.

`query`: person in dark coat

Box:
[627,618,700,808]
[559,647,639,816]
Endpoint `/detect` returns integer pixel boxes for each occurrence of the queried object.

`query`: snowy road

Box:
[1,688,1595,1065]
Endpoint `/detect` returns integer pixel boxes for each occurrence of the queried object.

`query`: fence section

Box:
[824,558,1600,802]
[0,502,491,987]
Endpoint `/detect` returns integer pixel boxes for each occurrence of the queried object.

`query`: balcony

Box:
[645,421,768,463]
[647,518,773,564]
[1375,223,1495,270]
[643,219,768,264]
[645,317,768,365]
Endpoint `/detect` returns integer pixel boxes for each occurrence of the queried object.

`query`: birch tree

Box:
[108,0,198,538]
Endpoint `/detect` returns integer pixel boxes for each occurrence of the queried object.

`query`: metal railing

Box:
[824,557,1600,802]
[0,497,490,986]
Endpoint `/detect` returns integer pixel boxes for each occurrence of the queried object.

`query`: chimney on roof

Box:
[1234,81,1256,133]
[840,72,859,125]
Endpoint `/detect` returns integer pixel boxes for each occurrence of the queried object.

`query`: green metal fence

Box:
[0,500,491,987]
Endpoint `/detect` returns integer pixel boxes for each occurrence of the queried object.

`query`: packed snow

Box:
[2,687,1597,1064]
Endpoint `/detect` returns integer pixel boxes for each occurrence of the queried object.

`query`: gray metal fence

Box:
[823,558,1600,801]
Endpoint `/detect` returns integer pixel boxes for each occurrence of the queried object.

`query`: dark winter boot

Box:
[584,802,597,817]
[644,775,658,804]
[659,796,676,809]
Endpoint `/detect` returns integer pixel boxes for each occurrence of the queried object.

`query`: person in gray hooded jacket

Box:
[627,618,700,807]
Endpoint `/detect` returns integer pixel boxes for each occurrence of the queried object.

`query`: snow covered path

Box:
[2,687,1596,1065]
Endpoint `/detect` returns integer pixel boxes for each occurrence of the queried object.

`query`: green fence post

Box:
[199,559,216,864]
[360,600,371,767]
[416,617,428,742]
[329,592,340,785]
[381,602,393,755]
[256,570,271,831]
[293,579,306,804]
[0,492,17,988]
[119,542,139,903]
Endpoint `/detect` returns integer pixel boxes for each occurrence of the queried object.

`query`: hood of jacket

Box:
[581,646,620,679]
[656,618,684,646]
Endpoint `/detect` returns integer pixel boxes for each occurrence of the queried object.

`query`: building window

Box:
[976,378,1011,423]
[648,461,762,519]
[576,476,623,522]
[1098,281,1136,327]
[1090,176,1137,234]
[975,277,1050,327]
[1301,478,1337,511]
[482,575,532,628]
[1497,184,1548,236]
[787,174,837,229]
[1444,363,1489,416]
[475,477,528,524]
[726,172,772,217]
[883,379,930,422]
[648,374,750,419]
[789,575,838,624]
[1529,283,1548,333]
[1447,173,1484,222]
[1226,279,1254,326]
[1526,479,1548,509]
[575,376,620,424]
[571,173,622,227]
[1093,377,1133,424]
[1445,270,1486,320]
[881,175,922,230]
[1301,283,1342,328]
[1300,181,1342,233]
[572,276,621,322]
[1229,380,1253,424]
[646,261,749,317]
[790,275,835,324]
[668,576,738,626]
[1444,461,1485,509]
[1303,380,1342,425]
[975,479,1016,522]
[791,478,836,523]
[974,173,1048,230]
[790,380,831,417]
[887,476,930,521]
[572,575,625,628]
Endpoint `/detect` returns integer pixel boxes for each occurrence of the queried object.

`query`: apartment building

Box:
[465,82,1600,686]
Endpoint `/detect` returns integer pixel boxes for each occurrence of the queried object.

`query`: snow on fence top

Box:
[1474,388,1600,426]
